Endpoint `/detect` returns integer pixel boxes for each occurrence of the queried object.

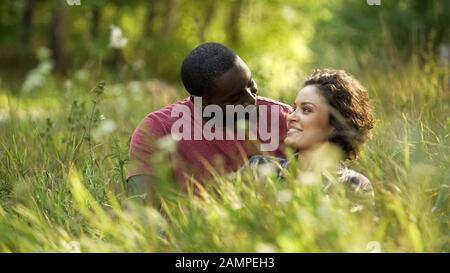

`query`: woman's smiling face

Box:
[284,85,334,152]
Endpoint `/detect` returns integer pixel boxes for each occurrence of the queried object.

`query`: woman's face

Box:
[284,85,333,152]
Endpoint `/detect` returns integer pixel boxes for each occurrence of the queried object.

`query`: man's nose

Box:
[244,88,257,105]
[251,80,258,95]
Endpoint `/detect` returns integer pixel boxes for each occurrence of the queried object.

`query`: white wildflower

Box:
[367,241,382,253]
[62,240,81,253]
[92,119,117,140]
[157,135,178,153]
[276,189,293,204]
[109,25,128,49]
[256,242,277,253]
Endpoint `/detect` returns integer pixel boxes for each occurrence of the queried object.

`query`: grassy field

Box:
[0,52,449,252]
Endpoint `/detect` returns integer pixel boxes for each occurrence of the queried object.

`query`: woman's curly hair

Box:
[304,69,375,159]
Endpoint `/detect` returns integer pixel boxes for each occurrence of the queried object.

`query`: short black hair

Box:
[181,42,237,96]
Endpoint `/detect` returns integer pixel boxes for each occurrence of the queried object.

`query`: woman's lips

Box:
[287,127,303,134]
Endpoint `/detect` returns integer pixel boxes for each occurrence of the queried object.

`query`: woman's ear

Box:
[328,126,336,139]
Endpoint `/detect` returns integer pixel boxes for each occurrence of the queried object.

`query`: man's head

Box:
[181,42,258,108]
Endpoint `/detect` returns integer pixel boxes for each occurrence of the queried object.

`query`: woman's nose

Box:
[287,109,298,122]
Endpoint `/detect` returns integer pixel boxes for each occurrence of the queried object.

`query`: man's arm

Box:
[126,175,160,208]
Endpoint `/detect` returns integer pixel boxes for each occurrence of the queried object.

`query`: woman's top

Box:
[241,155,374,203]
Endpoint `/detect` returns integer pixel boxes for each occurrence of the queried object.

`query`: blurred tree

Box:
[50,0,67,74]
[144,0,158,36]
[21,0,35,45]
[196,0,216,42]
[310,0,450,66]
[162,0,178,37]
[0,0,448,86]
[91,5,101,39]
[409,0,450,53]
[227,0,243,45]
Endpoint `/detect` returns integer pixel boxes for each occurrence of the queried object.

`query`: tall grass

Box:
[0,56,448,252]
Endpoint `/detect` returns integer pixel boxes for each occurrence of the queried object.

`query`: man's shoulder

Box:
[144,97,192,123]
[148,97,192,117]
[257,96,292,112]
[133,97,192,136]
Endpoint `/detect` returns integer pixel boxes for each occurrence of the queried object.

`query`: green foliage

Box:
[1,56,449,252]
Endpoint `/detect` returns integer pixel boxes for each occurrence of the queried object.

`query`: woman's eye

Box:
[302,107,312,113]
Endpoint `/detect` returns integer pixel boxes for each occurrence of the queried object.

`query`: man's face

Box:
[204,56,258,108]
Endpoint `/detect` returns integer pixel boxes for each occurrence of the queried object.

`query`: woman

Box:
[244,69,375,201]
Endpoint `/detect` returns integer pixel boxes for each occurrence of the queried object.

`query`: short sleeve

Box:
[126,114,167,180]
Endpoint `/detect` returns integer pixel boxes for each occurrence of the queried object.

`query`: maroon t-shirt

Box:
[127,96,292,186]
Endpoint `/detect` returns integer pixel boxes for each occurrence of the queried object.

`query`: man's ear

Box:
[201,97,209,108]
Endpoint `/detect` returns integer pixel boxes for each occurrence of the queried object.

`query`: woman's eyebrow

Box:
[300,101,316,107]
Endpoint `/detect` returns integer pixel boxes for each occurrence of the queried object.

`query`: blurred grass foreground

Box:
[0,0,449,252]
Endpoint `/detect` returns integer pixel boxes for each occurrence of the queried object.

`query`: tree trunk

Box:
[91,5,101,39]
[50,0,67,74]
[162,0,178,37]
[22,0,36,45]
[227,0,243,45]
[198,1,216,42]
[144,0,158,37]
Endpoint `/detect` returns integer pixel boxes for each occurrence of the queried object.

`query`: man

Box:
[127,42,292,206]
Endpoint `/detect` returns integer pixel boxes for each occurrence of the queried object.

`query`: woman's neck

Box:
[296,142,344,172]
